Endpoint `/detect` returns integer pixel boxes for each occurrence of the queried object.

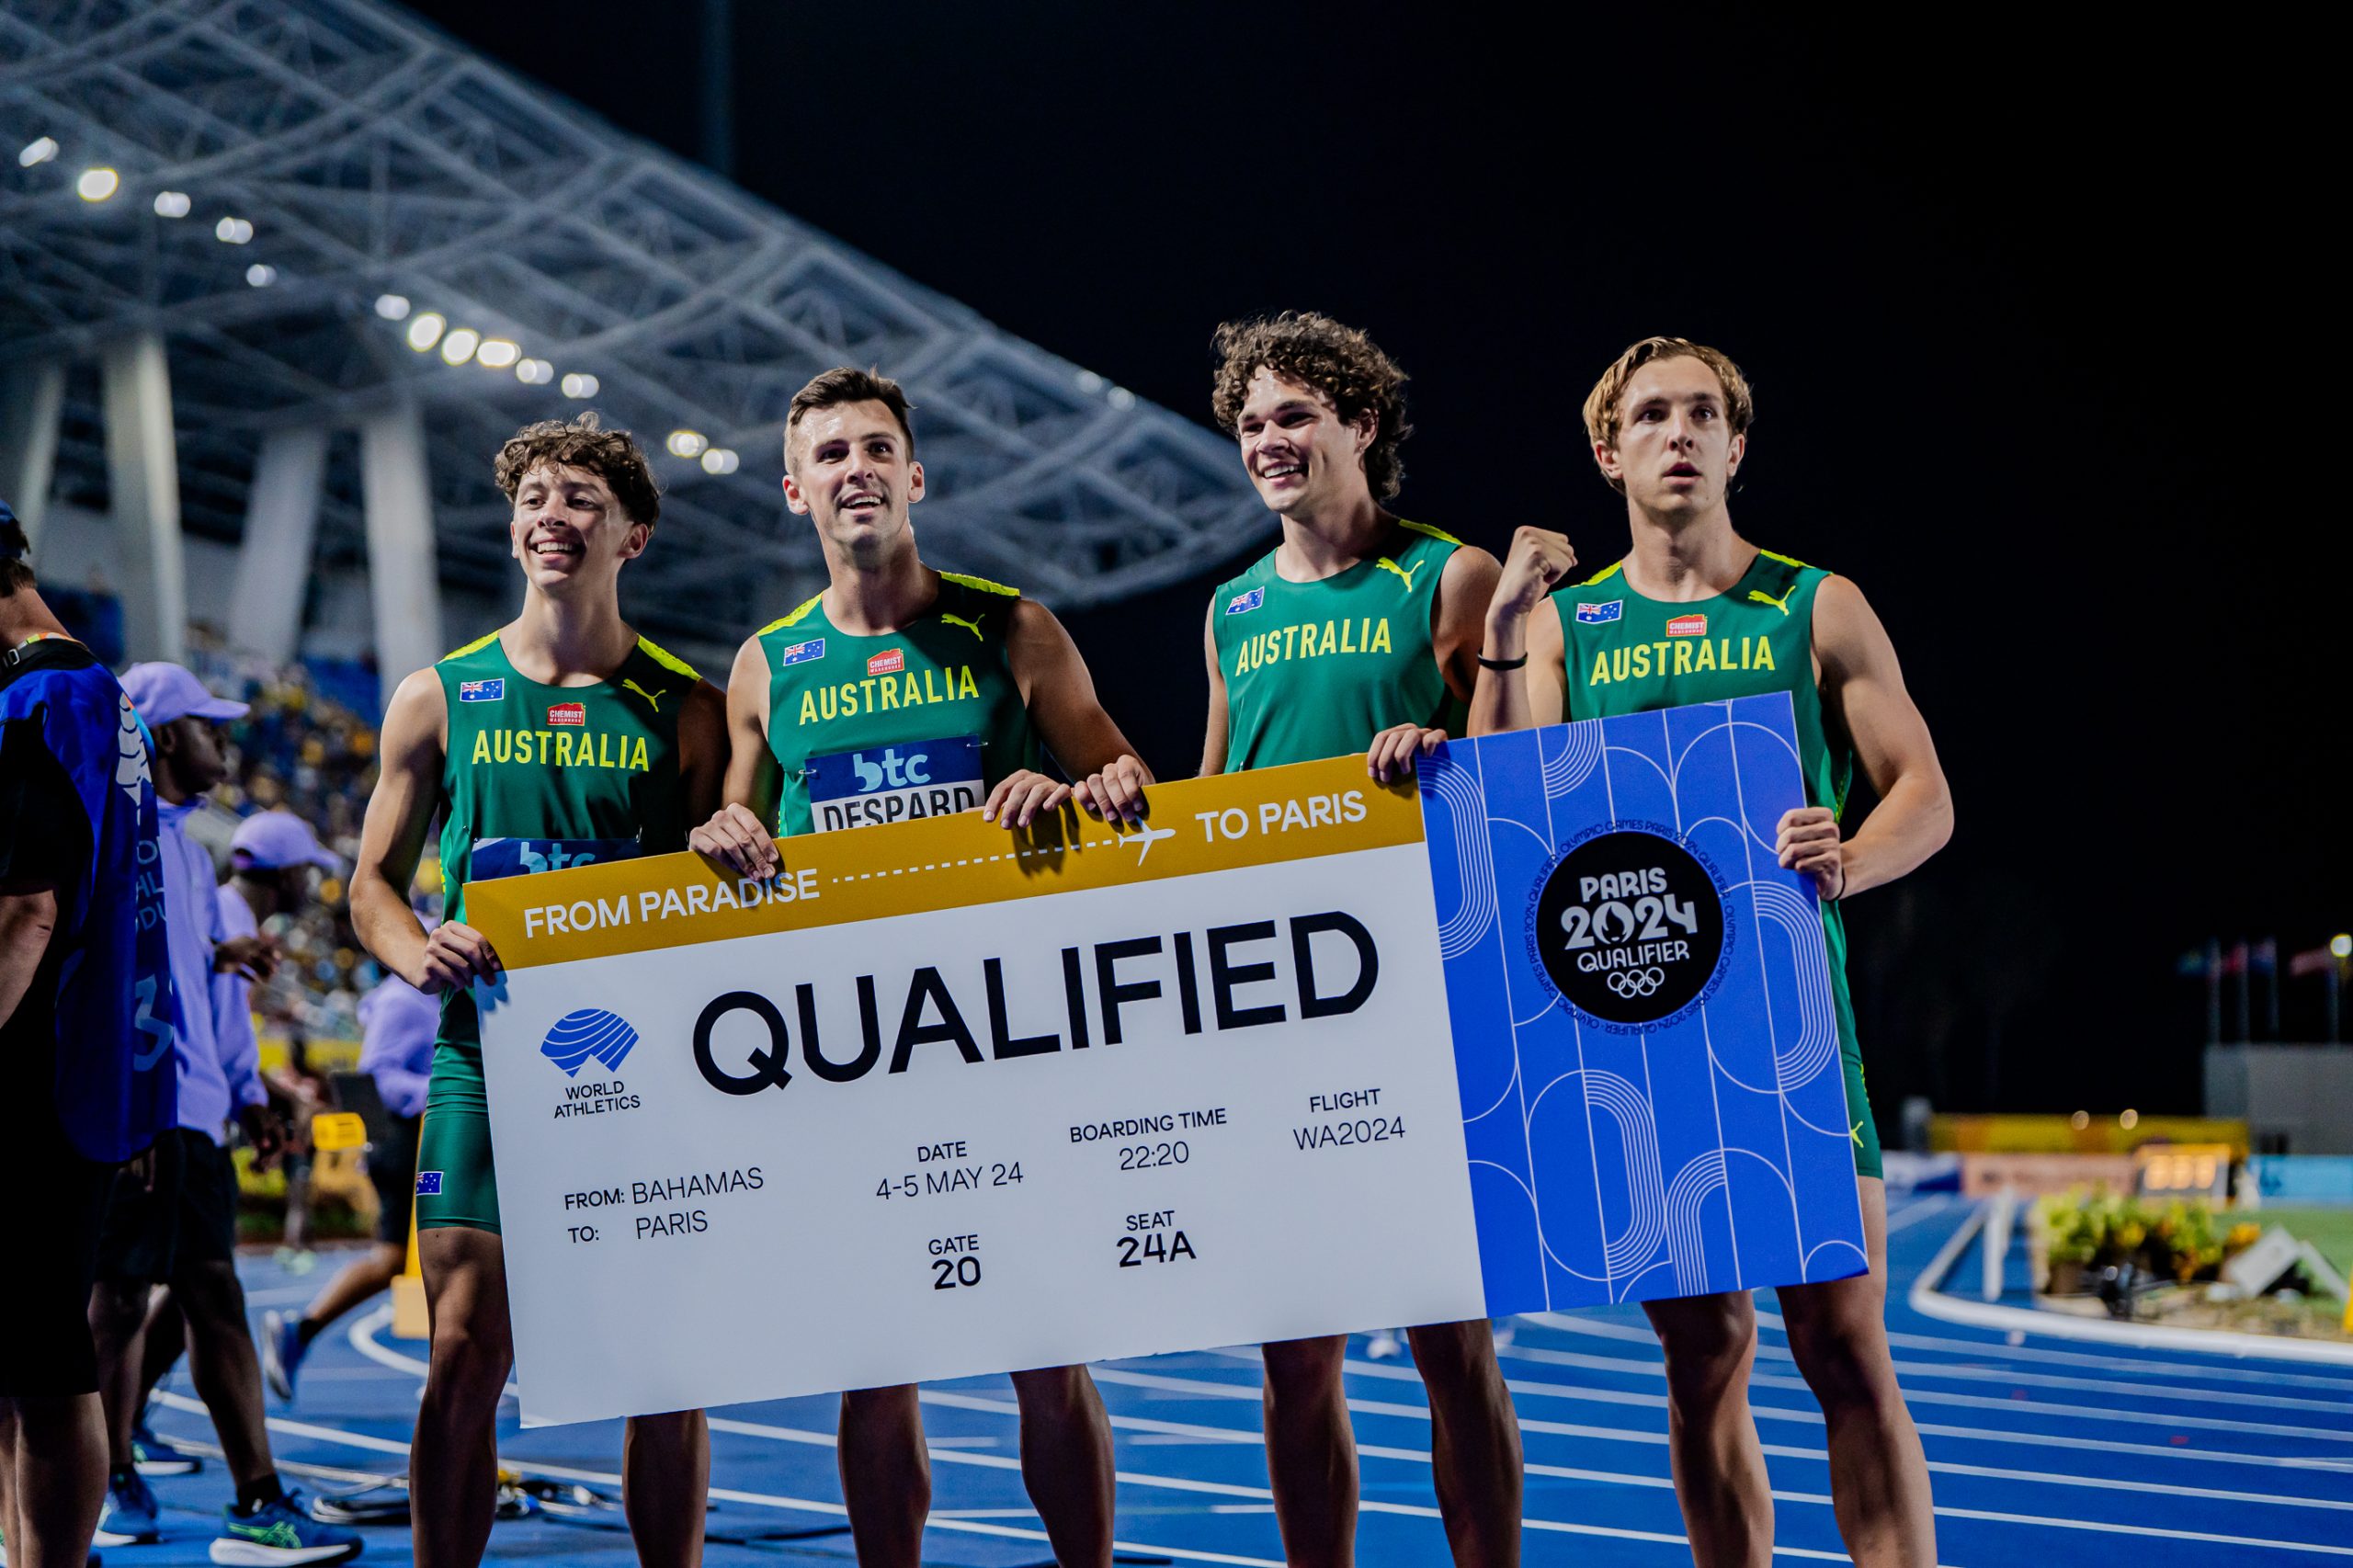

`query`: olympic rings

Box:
[1606,966,1665,998]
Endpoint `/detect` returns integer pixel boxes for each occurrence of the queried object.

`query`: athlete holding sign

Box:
[689,367,1147,1568]
[350,415,726,1568]
[1471,337,1952,1567]
[1200,313,1522,1568]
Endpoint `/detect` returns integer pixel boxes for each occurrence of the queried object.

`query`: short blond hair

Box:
[1583,337,1754,494]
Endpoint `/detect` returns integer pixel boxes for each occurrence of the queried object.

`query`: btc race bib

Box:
[804,734,984,833]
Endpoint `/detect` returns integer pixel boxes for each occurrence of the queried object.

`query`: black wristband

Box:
[1477,652,1529,671]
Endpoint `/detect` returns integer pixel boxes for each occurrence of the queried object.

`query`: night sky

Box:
[402,1,2343,1122]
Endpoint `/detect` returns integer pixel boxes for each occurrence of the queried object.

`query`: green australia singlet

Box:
[756,572,1040,838]
[1212,520,1462,772]
[1551,546,1881,1177]
[417,630,699,1233]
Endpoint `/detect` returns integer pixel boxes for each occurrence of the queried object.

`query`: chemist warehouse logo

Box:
[539,1008,643,1119]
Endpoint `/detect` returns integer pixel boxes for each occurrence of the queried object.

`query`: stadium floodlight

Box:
[374,293,412,320]
[215,216,254,244]
[515,358,554,384]
[666,429,708,459]
[1108,386,1136,410]
[245,263,277,287]
[439,327,481,366]
[18,136,59,167]
[2120,1108,2140,1129]
[2335,934,2352,960]
[153,190,191,218]
[405,312,446,351]
[700,448,738,475]
[75,167,119,202]
[2069,1109,2089,1130]
[475,338,520,369]
[561,372,599,399]
[1074,369,1104,393]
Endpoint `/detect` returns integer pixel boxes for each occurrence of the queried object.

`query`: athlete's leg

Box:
[1006,1364,1114,1567]
[621,1409,709,1567]
[1642,1289,1769,1568]
[1404,1318,1521,1566]
[134,1286,183,1411]
[169,1257,276,1486]
[837,1384,928,1568]
[85,1279,150,1471]
[1261,1335,1357,1568]
[0,1394,107,1568]
[1774,1177,1934,1567]
[414,1224,512,1568]
[295,1241,407,1338]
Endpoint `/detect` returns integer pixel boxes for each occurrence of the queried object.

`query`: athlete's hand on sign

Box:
[1776,806,1847,899]
[690,803,780,880]
[238,1103,287,1173]
[215,933,281,983]
[415,919,500,993]
[1074,754,1148,826]
[983,770,1072,829]
[1492,527,1579,624]
[1367,723,1446,783]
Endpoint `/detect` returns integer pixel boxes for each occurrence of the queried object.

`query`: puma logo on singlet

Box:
[621,678,666,711]
[939,612,984,642]
[1746,585,1793,616]
[1374,557,1422,593]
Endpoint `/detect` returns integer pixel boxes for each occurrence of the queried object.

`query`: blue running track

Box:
[119,1193,2353,1564]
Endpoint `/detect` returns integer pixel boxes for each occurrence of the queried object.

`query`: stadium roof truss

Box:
[0,0,1261,642]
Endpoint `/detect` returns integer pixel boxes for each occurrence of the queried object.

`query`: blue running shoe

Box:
[209,1494,361,1565]
[132,1412,202,1476]
[95,1470,160,1546]
[260,1309,308,1403]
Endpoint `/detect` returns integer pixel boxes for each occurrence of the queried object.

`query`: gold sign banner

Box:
[463,754,1423,971]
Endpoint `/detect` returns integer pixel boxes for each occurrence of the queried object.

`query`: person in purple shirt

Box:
[264,902,438,1406]
[90,665,358,1564]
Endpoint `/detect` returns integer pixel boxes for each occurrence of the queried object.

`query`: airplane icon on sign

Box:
[1109,822,1176,864]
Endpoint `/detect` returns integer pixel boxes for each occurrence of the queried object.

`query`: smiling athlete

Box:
[1472,336,1952,1567]
[350,415,725,1568]
[690,367,1147,1568]
[1201,312,1521,1568]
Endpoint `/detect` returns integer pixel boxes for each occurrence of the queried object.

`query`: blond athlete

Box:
[1471,337,1950,1567]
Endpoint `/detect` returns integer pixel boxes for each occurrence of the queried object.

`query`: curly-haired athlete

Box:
[1472,337,1951,1567]
[1201,314,1523,1567]
[349,415,726,1568]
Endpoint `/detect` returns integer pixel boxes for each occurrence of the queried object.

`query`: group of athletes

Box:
[1,313,1953,1568]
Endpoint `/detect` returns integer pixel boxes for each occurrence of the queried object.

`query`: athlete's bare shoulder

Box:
[379,665,448,763]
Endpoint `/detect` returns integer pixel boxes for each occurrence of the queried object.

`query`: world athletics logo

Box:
[540,1008,639,1078]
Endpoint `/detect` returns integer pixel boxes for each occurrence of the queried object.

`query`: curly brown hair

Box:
[1211,312,1413,501]
[493,413,661,528]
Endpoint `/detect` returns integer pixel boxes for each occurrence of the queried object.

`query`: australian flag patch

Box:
[458,678,505,702]
[777,638,825,666]
[1225,586,1265,616]
[1574,601,1624,625]
[415,1171,445,1197]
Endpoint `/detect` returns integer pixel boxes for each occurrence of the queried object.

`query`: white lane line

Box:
[164,1375,1279,1568]
[1140,1355,2353,1476]
[1532,1303,2353,1392]
[923,1379,2351,1556]
[1314,1351,2353,1515]
[1500,1330,2353,1420]
[1910,1206,2353,1368]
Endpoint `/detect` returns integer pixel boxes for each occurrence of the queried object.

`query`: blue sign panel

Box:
[1420,693,1868,1312]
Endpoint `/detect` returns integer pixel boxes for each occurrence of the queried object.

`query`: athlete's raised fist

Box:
[1492,527,1578,624]
[1367,722,1446,784]
[415,919,500,994]
[983,769,1072,829]
[691,802,780,879]
[1074,754,1151,826]
[1775,806,1847,900]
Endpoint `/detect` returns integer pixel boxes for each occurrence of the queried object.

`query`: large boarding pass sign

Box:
[467,693,1862,1426]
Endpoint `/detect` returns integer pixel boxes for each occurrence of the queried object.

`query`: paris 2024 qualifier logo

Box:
[1526,821,1733,1030]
